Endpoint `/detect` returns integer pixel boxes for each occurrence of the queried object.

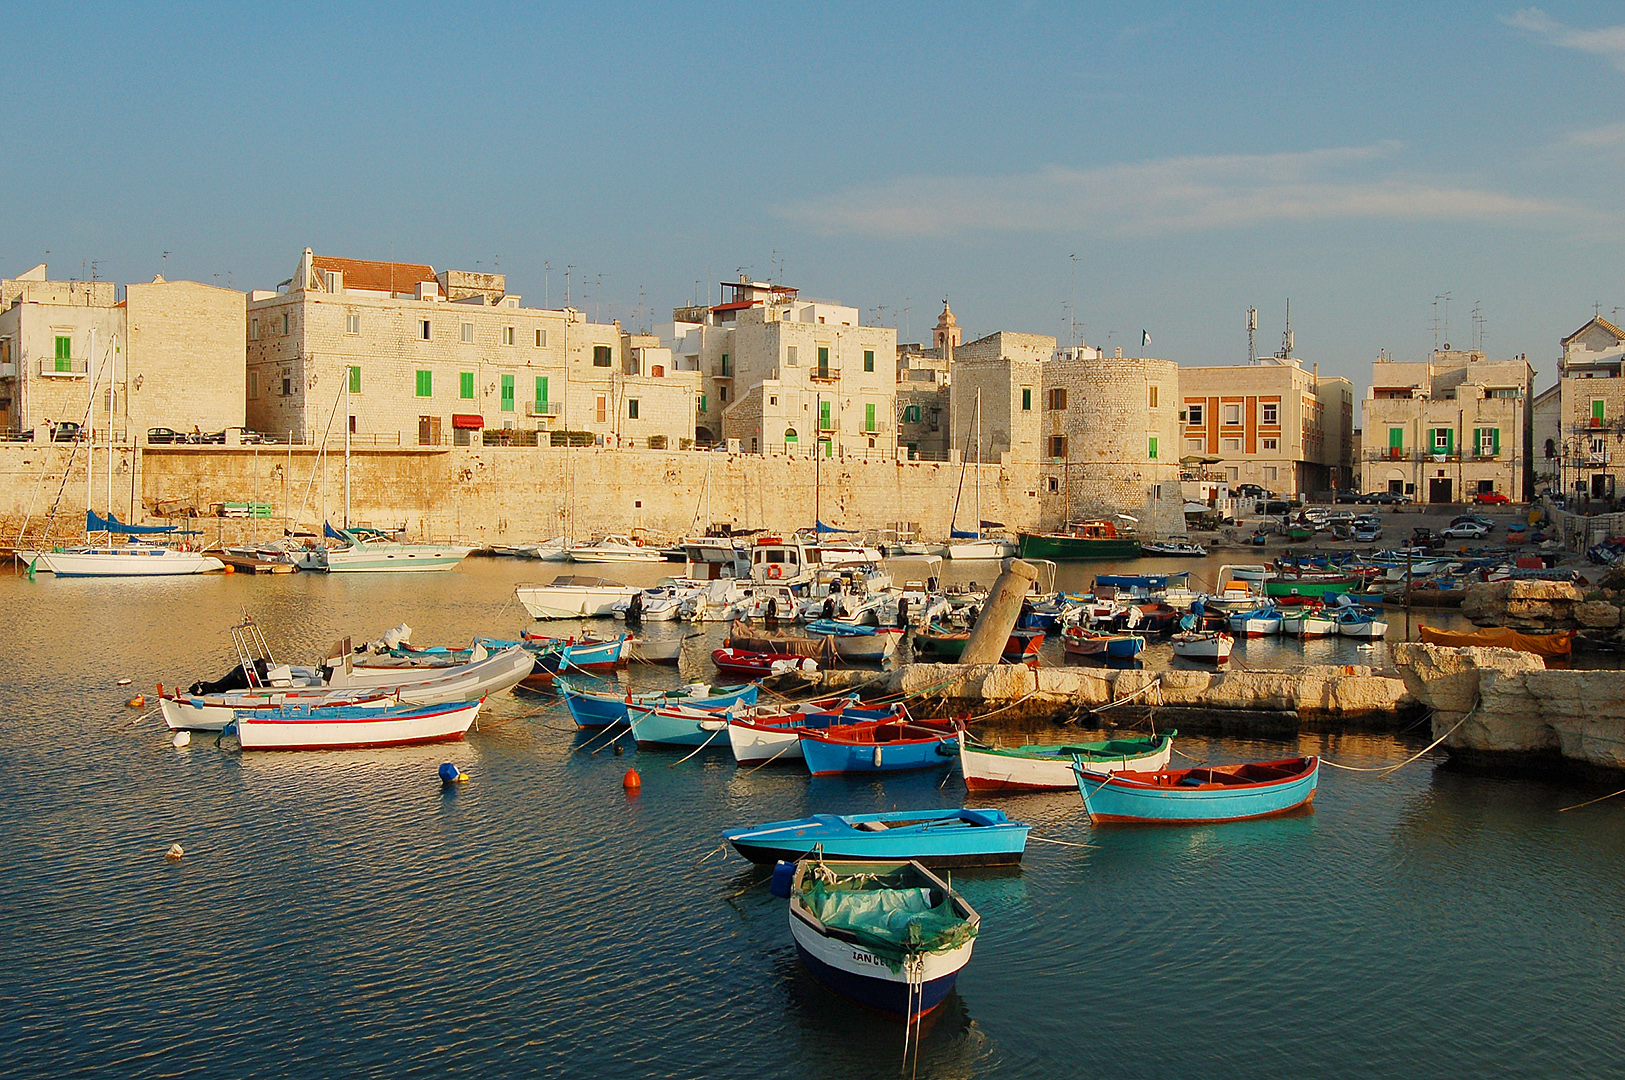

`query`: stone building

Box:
[1361,349,1534,503]
[1532,382,1562,495]
[659,279,897,457]
[1180,356,1353,498]
[1040,345,1184,535]
[246,249,698,449]
[892,303,959,460]
[1555,316,1625,502]
[0,263,243,441]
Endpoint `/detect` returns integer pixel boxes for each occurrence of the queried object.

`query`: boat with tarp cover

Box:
[1417,624,1572,663]
[787,857,980,1020]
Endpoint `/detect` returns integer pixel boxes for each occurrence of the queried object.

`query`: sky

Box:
[4,2,1624,391]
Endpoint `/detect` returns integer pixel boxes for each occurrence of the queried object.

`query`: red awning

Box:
[452,413,484,429]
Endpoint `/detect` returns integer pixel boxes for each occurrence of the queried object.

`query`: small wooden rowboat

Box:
[555,677,759,729]
[1060,625,1145,658]
[1170,630,1233,663]
[798,717,964,776]
[1073,755,1319,824]
[727,703,904,764]
[958,731,1175,792]
[230,698,484,751]
[787,857,980,1020]
[724,807,1029,866]
[711,647,819,679]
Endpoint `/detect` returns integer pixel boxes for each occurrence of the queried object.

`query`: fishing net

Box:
[804,871,977,972]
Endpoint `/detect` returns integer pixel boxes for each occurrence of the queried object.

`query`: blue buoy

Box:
[769,859,796,899]
[438,762,467,786]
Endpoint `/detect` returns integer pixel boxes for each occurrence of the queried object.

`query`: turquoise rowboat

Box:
[556,676,758,729]
[723,807,1029,867]
[1072,755,1319,824]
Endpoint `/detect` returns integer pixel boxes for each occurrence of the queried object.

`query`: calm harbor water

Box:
[3,554,1623,1079]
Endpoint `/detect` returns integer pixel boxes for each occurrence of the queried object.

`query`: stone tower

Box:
[933,301,961,363]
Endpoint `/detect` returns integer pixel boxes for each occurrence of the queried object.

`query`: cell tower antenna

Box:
[544,261,551,309]
[565,265,574,307]
[1278,299,1293,360]
[1069,253,1078,347]
[1246,306,1258,365]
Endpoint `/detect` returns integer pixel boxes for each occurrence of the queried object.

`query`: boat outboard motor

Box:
[627,590,644,624]
[189,658,268,696]
[897,597,910,628]
[765,597,778,624]
[822,597,837,620]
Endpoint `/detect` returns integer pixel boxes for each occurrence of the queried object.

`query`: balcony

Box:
[809,366,840,383]
[526,401,560,417]
[711,363,733,379]
[39,358,88,378]
[0,360,15,379]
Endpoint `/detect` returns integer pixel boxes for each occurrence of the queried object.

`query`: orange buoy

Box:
[622,768,642,790]
[222,564,235,574]
[127,695,145,709]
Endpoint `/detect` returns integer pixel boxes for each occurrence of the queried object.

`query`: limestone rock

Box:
[1460,580,1585,629]
[1573,600,1622,629]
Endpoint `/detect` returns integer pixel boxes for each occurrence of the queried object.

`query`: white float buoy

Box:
[172,731,190,748]
[165,843,184,862]
[117,677,132,686]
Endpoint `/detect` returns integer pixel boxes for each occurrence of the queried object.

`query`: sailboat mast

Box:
[85,327,95,524]
[975,389,981,536]
[106,334,115,520]
[343,367,351,530]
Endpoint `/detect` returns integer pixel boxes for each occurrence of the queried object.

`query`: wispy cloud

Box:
[773,143,1582,238]
[1503,7,1625,72]
[1566,121,1625,147]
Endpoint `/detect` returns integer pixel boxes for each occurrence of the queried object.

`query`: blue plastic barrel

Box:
[768,859,796,898]
[438,762,464,785]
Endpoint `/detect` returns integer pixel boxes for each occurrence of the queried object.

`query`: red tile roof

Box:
[313,255,437,295]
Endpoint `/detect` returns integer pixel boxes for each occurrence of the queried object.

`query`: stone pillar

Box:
[960,557,1039,664]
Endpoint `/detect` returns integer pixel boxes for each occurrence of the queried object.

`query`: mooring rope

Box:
[669,723,726,766]
[1319,703,1473,775]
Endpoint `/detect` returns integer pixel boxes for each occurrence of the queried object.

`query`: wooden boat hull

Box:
[959,732,1174,792]
[1170,632,1233,663]
[1227,613,1283,637]
[799,721,961,776]
[1061,627,1145,658]
[788,859,978,1020]
[1280,613,1338,638]
[712,647,819,680]
[1262,576,1357,598]
[1074,756,1319,824]
[727,705,902,763]
[1017,533,1142,561]
[233,699,482,751]
[626,703,732,747]
[726,808,1028,866]
[559,681,758,729]
[1335,616,1389,639]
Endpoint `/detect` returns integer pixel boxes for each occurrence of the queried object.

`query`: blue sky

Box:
[5,2,1624,391]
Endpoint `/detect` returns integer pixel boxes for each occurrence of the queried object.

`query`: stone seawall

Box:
[0,443,1184,545]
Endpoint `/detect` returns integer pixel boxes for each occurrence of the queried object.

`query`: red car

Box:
[1472,492,1511,505]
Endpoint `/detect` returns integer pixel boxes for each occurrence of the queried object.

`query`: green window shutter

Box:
[535,376,548,406]
[54,335,71,370]
[501,374,514,412]
[416,370,432,397]
[698,394,707,414]
[1595,399,1606,421]
[863,350,874,372]
[1471,428,1481,456]
[817,347,829,375]
[460,372,474,400]
[1022,388,1032,411]
[1149,437,1158,460]
[628,398,639,420]
[1389,427,1403,449]
[593,345,612,367]
[820,400,831,429]
[1445,428,1454,455]
[865,403,876,431]
[721,353,730,376]
[349,366,361,394]
[1492,428,1500,455]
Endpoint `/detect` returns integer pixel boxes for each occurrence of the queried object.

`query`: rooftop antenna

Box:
[161,251,170,276]
[877,304,889,327]
[564,265,574,307]
[1069,253,1078,348]
[1434,292,1452,351]
[902,300,912,341]
[595,272,603,323]
[1471,301,1485,351]
[1278,299,1293,360]
[1247,306,1258,365]
[544,261,551,308]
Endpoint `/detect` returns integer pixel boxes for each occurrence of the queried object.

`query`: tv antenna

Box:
[1246,307,1258,365]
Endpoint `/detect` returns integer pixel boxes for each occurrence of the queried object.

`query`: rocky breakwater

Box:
[1461,577,1625,648]
[1393,642,1625,774]
[816,662,1419,734]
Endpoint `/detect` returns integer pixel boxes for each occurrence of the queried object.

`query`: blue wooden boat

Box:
[787,858,980,1021]
[1060,624,1145,658]
[799,717,962,776]
[557,677,758,729]
[520,632,631,684]
[1072,755,1319,824]
[724,808,1028,867]
[625,701,739,747]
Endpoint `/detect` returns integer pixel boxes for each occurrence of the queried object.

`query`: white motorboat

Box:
[1280,610,1338,638]
[1170,630,1234,663]
[566,534,665,563]
[515,575,640,619]
[944,538,1010,560]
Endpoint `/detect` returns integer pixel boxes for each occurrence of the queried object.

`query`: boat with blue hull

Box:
[557,677,758,729]
[1073,755,1320,825]
[798,717,963,776]
[787,858,980,1021]
[725,808,1028,867]
[626,701,739,747]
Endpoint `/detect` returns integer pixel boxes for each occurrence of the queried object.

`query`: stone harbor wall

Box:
[1460,579,1625,646]
[816,661,1419,734]
[1392,643,1625,774]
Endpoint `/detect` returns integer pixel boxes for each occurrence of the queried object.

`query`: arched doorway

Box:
[695,426,714,447]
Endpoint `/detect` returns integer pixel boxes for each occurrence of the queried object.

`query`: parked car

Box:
[1440,521,1490,539]
[1450,513,1494,529]
[1333,489,1362,504]
[1262,499,1296,515]
[1360,491,1410,504]
[237,429,265,444]
[1472,491,1510,505]
[1235,483,1267,499]
[52,421,82,442]
[198,430,227,444]
[147,426,184,444]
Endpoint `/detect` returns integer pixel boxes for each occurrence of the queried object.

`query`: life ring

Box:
[767,564,782,579]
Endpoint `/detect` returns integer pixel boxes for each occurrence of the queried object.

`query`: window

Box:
[1226,466,1239,482]
[348,366,361,394]
[248,371,258,399]
[863,349,874,372]
[534,376,548,408]
[461,372,475,400]
[415,370,432,397]
[1593,399,1606,424]
[1261,402,1278,424]
[820,400,832,430]
[718,385,728,402]
[627,398,640,420]
[1264,466,1278,481]
[769,395,777,406]
[1148,437,1158,459]
[1432,428,1452,451]
[503,326,515,346]
[283,377,292,397]
[418,415,442,446]
[1187,402,1204,426]
[1262,438,1278,451]
[592,345,612,367]
[817,346,830,374]
[1048,435,1068,458]
[346,313,360,335]
[1476,427,1500,457]
[281,313,290,335]
[1048,388,1067,410]
[785,427,798,443]
[1021,387,1032,411]
[720,353,731,376]
[1223,438,1241,451]
[535,328,548,347]
[697,394,707,414]
[501,374,514,412]
[1149,386,1159,408]
[420,320,431,340]
[1592,436,1606,456]
[1186,438,1206,452]
[460,323,475,344]
[54,335,71,371]
[594,395,607,423]
[865,403,876,432]
[250,318,259,341]
[786,346,798,366]
[903,404,921,423]
[1223,403,1241,425]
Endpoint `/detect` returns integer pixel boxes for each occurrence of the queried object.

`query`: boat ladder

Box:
[229,617,277,689]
